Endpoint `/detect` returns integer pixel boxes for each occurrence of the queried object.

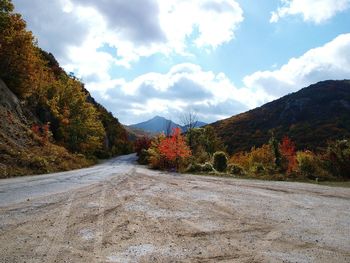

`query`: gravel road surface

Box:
[0,154,349,262]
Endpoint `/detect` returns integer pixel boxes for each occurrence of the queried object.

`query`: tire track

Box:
[34,193,76,263]
[93,182,108,262]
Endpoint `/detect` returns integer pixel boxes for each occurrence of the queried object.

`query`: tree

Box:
[147,133,166,169]
[203,126,224,155]
[280,136,297,173]
[269,132,281,168]
[324,139,350,179]
[0,0,46,98]
[134,136,152,156]
[180,110,198,150]
[159,128,191,170]
[47,77,105,155]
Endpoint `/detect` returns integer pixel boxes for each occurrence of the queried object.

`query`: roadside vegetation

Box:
[135,126,350,182]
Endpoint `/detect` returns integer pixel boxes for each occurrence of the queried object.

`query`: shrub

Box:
[213,151,228,172]
[138,149,149,165]
[185,162,203,173]
[323,139,350,179]
[30,156,49,171]
[230,144,275,172]
[201,162,215,172]
[251,163,265,174]
[185,162,215,174]
[296,151,317,178]
[134,137,151,156]
[192,145,210,164]
[228,164,244,175]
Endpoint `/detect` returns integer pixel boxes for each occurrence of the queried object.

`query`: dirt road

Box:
[0,154,349,263]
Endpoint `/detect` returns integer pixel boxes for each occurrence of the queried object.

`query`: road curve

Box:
[0,154,138,206]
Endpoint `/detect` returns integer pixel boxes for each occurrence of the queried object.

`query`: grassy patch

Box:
[186,170,350,188]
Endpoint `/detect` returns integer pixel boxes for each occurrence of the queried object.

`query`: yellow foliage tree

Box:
[0,1,47,98]
[47,77,105,155]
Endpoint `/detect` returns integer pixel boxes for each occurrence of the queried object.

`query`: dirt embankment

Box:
[0,161,349,262]
[0,79,92,178]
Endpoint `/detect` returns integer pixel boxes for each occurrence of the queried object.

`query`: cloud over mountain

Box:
[244,34,350,97]
[88,63,265,124]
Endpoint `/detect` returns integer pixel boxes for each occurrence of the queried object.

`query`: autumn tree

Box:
[134,136,152,156]
[47,77,105,155]
[147,133,166,169]
[0,0,47,98]
[280,136,297,173]
[159,128,191,170]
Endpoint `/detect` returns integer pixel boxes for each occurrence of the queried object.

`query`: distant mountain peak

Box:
[152,115,165,120]
[129,116,207,134]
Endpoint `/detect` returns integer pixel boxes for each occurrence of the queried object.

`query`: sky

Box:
[13,0,350,125]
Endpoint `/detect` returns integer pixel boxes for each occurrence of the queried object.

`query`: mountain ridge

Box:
[210,80,350,154]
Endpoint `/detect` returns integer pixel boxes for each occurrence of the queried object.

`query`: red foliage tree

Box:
[280,136,297,173]
[158,128,191,170]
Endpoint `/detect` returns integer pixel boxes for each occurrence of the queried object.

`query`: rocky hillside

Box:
[211,80,350,154]
[0,79,94,177]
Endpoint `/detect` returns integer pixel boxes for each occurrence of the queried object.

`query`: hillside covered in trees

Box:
[211,80,350,154]
[0,0,132,177]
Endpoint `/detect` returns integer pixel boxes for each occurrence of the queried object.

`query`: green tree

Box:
[269,132,281,168]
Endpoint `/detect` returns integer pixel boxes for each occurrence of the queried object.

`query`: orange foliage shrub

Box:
[230,144,274,171]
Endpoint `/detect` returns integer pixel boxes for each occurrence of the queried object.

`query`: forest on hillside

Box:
[0,0,132,177]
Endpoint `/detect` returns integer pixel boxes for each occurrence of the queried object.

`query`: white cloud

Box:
[88,63,270,124]
[14,0,243,69]
[158,0,243,52]
[270,0,350,24]
[244,34,350,96]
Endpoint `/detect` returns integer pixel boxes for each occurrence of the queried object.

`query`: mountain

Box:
[129,116,207,134]
[210,80,350,154]
[129,116,181,134]
[124,125,156,140]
